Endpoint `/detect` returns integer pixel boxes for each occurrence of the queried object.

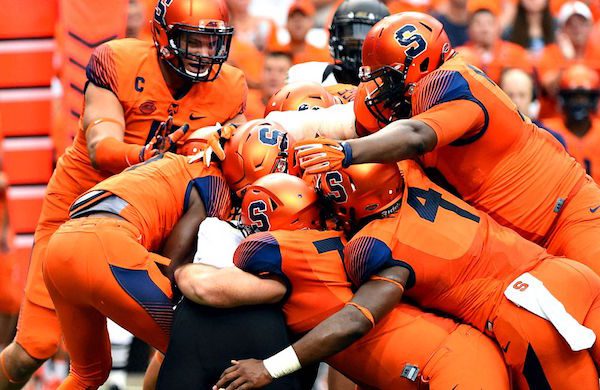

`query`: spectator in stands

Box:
[246,52,293,119]
[432,0,469,47]
[537,0,600,118]
[268,0,332,64]
[126,0,146,38]
[500,68,567,146]
[550,0,600,20]
[226,0,278,88]
[457,3,532,82]
[544,64,600,180]
[506,0,556,57]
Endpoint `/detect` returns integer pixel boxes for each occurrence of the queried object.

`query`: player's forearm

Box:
[346,119,436,164]
[176,265,285,308]
[291,306,372,367]
[266,103,358,141]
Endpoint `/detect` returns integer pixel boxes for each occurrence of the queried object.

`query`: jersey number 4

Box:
[407,187,480,223]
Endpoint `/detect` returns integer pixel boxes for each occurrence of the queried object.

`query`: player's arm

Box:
[174,263,286,308]
[214,266,410,389]
[296,99,485,174]
[224,112,247,127]
[266,102,358,140]
[83,83,129,172]
[162,187,207,283]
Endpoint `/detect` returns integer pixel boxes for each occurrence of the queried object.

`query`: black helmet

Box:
[329,0,389,80]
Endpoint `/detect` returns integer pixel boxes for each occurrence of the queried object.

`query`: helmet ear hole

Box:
[270,199,278,210]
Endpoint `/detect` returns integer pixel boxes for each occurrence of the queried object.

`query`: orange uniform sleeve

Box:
[86,43,118,94]
[413,99,486,147]
[410,69,487,147]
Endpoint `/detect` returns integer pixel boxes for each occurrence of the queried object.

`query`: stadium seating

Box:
[3,137,53,185]
[7,186,45,234]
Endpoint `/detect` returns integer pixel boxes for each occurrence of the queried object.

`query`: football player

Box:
[42,152,231,389]
[294,12,600,276]
[179,173,509,389]
[226,162,600,389]
[286,0,389,87]
[155,120,302,390]
[0,0,247,386]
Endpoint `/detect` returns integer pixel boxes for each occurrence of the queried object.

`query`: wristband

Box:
[262,346,302,379]
[341,141,353,168]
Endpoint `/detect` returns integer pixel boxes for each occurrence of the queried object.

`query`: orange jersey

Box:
[344,162,549,331]
[234,229,449,389]
[543,116,600,182]
[325,83,357,104]
[245,88,267,120]
[50,38,247,201]
[234,229,350,334]
[70,153,231,251]
[411,54,586,244]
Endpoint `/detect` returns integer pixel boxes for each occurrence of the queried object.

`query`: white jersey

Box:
[286,62,340,86]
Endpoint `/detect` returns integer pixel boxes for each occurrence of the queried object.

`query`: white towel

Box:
[193,218,245,269]
[504,272,596,351]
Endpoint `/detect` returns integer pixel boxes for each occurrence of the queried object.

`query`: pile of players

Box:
[4,0,600,389]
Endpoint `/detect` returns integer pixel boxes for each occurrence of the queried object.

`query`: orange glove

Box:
[140,116,190,161]
[190,123,236,166]
[294,138,353,174]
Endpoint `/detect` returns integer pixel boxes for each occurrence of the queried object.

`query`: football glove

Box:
[294,138,353,174]
[188,123,236,166]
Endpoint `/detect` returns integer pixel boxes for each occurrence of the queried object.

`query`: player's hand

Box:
[139,117,190,161]
[191,123,236,166]
[213,359,273,390]
[294,138,352,174]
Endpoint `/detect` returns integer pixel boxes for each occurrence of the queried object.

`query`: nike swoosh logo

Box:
[502,341,510,353]
[591,206,600,213]
[189,113,206,120]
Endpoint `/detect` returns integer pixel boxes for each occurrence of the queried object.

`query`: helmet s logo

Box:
[248,200,271,231]
[155,0,174,26]
[394,25,427,58]
[325,171,348,203]
[258,127,285,146]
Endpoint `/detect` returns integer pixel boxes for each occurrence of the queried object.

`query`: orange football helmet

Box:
[319,163,404,228]
[359,12,453,124]
[264,82,338,116]
[221,119,298,197]
[353,80,390,136]
[241,173,321,232]
[152,0,233,82]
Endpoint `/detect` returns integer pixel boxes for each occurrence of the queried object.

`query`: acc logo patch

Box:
[139,101,157,115]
